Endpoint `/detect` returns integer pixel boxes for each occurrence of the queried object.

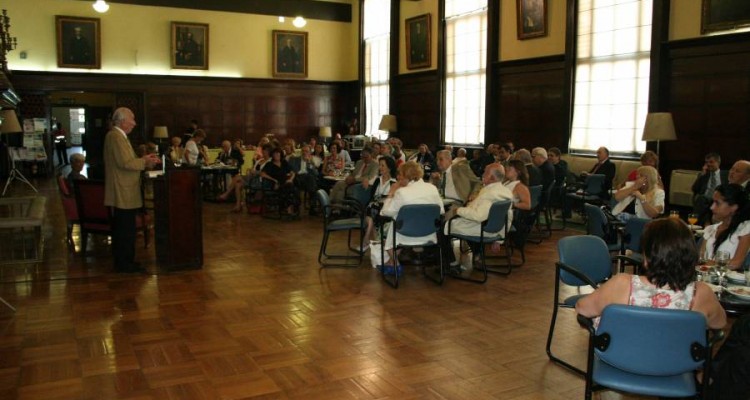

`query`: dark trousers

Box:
[112,207,137,270]
[55,143,68,165]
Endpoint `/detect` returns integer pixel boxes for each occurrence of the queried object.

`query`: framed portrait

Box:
[56,16,101,69]
[405,14,431,70]
[272,30,308,78]
[171,22,209,70]
[516,0,548,40]
[701,0,750,34]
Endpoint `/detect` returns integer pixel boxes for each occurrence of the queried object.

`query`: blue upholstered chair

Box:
[446,200,512,283]
[578,304,724,399]
[546,235,613,376]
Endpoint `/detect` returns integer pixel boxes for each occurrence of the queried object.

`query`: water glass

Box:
[714,250,730,286]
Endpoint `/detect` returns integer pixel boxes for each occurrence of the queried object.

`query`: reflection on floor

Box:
[0,177,662,399]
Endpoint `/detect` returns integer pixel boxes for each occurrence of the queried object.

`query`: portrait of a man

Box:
[56,16,101,69]
[273,30,308,78]
[171,22,209,70]
[406,14,431,70]
[517,0,547,40]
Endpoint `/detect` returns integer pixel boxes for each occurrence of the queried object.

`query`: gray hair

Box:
[515,148,532,164]
[437,149,453,160]
[111,107,132,124]
[531,147,548,160]
[69,153,85,164]
[487,163,505,182]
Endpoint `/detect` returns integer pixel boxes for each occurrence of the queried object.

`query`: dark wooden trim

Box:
[667,31,750,51]
[562,0,577,153]
[437,0,446,144]
[76,0,352,22]
[648,0,670,113]
[494,54,566,73]
[485,0,500,139]
[389,0,400,115]
[358,0,365,132]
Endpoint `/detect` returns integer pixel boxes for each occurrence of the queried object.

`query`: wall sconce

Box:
[93,0,110,13]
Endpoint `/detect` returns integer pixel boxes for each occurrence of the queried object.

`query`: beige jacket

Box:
[104,128,145,209]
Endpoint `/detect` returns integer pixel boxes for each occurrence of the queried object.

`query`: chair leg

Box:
[422,246,444,285]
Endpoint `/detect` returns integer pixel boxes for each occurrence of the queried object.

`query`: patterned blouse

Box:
[629,274,695,309]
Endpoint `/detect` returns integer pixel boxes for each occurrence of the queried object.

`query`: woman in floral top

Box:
[576,218,726,329]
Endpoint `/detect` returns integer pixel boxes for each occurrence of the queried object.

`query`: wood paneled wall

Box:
[492,55,568,151]
[662,32,750,173]
[391,71,440,149]
[10,71,358,148]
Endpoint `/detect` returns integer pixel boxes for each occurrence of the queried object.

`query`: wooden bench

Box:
[0,196,46,265]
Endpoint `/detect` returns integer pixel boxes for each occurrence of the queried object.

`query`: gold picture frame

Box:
[171,22,209,70]
[56,16,101,69]
[516,0,548,40]
[273,30,308,79]
[701,0,750,34]
[406,14,431,70]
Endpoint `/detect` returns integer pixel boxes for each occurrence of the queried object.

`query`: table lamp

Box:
[319,126,332,145]
[378,115,397,139]
[153,126,168,151]
[641,112,676,158]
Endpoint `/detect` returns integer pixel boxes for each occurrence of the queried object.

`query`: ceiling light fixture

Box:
[292,16,306,28]
[93,0,110,13]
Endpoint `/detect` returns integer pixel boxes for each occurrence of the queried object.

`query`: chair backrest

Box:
[584,203,608,238]
[395,204,441,238]
[57,175,79,221]
[595,304,707,376]
[557,235,612,286]
[345,183,371,209]
[73,179,111,229]
[585,174,606,195]
[529,185,543,210]
[623,217,650,253]
[483,200,512,235]
[315,189,331,219]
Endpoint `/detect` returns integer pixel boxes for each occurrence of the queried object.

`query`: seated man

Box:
[728,159,750,190]
[692,152,727,225]
[531,147,555,194]
[216,139,244,170]
[329,148,379,203]
[442,163,514,270]
[288,145,319,210]
[581,146,616,199]
[514,149,542,188]
[430,150,482,204]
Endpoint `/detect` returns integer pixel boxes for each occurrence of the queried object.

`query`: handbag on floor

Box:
[369,240,390,267]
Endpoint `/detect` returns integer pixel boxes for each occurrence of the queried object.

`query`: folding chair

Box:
[379,204,443,289]
[578,304,724,399]
[315,189,365,267]
[446,200,512,283]
[546,235,614,376]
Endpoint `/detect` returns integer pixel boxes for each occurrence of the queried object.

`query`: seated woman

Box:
[219,144,271,212]
[576,217,726,330]
[380,161,445,265]
[363,156,398,250]
[311,143,326,170]
[700,183,750,270]
[612,165,664,221]
[621,150,663,189]
[261,148,299,216]
[322,142,345,177]
[168,136,184,164]
[504,160,532,211]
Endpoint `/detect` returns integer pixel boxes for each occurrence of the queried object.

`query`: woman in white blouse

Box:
[612,166,664,221]
[700,183,750,270]
[362,156,398,250]
[380,161,444,264]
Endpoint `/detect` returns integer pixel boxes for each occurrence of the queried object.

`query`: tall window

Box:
[363,0,391,138]
[444,0,487,145]
[570,0,652,154]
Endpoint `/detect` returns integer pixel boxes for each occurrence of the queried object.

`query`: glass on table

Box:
[713,250,730,287]
[687,213,698,226]
[669,210,680,219]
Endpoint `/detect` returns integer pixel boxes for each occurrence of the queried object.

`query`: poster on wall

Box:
[272,30,308,79]
[56,16,101,69]
[172,22,209,70]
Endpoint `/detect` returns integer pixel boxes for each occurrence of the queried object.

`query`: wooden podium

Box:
[152,167,203,270]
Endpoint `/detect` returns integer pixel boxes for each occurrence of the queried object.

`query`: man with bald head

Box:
[104,107,160,273]
[728,160,750,190]
[442,163,514,270]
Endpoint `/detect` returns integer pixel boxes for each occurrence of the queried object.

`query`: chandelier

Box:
[1,9,17,73]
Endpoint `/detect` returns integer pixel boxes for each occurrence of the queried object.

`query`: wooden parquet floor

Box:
[0,178,665,399]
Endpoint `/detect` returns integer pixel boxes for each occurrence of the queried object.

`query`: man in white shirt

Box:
[442,163,514,269]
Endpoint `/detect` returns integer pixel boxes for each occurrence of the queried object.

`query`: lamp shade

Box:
[153,126,169,139]
[642,112,677,142]
[378,115,397,132]
[319,126,332,138]
[0,109,22,133]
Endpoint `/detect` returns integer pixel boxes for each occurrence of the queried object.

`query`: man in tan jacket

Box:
[104,107,159,273]
[431,150,481,203]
